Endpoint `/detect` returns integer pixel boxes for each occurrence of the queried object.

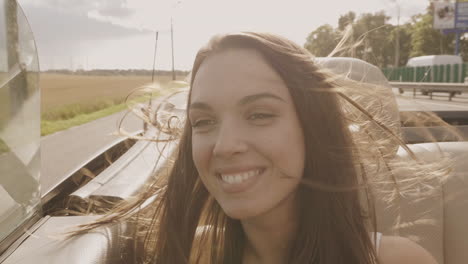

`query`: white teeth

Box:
[221,170,260,184]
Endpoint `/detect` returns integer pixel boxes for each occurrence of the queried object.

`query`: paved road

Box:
[393,89,468,112]
[40,109,143,197]
[40,89,468,198]
[40,91,188,198]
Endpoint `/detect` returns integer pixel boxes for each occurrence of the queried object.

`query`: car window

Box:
[0,0,41,243]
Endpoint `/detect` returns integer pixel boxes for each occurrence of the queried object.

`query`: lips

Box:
[220,169,261,184]
[216,168,265,193]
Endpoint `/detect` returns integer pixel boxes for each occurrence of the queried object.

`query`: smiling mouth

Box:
[218,169,264,184]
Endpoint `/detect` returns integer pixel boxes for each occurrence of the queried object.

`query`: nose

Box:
[212,121,248,159]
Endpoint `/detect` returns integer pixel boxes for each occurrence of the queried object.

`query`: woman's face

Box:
[189,48,305,220]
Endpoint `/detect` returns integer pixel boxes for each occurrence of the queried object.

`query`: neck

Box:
[241,192,299,264]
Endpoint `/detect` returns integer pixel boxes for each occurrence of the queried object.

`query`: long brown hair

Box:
[73,32,454,263]
[152,32,379,263]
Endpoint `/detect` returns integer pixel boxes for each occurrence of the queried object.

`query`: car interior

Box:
[1,2,468,263]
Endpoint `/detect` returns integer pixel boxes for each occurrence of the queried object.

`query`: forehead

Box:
[191,48,290,103]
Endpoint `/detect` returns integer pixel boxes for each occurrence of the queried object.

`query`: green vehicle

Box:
[407,55,464,96]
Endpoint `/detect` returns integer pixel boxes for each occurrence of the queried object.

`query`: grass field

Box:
[40,73,188,135]
[41,73,187,112]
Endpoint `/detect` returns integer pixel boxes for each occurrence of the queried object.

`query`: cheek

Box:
[263,119,305,178]
[191,135,212,176]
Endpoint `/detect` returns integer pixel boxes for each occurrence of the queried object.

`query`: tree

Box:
[304,24,340,57]
[306,11,402,67]
[304,4,468,68]
[459,34,468,61]
[338,11,356,31]
[409,13,454,57]
[350,12,394,67]
[389,22,413,67]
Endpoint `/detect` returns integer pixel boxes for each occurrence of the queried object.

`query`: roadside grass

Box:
[41,92,159,136]
[42,99,122,120]
[41,102,129,136]
[0,138,10,154]
[40,78,188,136]
[0,84,9,131]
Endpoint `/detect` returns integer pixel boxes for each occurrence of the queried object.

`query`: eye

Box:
[248,113,276,120]
[192,118,216,128]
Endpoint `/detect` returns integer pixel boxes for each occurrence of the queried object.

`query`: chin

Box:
[219,202,265,220]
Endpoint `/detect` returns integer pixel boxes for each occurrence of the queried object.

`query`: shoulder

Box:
[378,236,438,264]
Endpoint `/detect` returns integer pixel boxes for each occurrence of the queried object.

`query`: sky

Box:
[15,0,429,71]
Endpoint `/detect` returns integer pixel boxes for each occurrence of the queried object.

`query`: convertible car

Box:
[1,1,467,263]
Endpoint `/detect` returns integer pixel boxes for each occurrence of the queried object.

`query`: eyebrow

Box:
[238,92,286,106]
[189,92,286,111]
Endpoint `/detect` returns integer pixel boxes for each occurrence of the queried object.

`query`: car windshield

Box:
[0,0,40,243]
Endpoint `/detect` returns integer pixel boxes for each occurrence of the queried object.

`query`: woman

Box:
[79,32,441,263]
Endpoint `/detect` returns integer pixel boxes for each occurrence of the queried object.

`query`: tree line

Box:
[304,3,468,68]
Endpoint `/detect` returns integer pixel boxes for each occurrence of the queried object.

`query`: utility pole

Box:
[455,0,460,55]
[151,31,159,82]
[393,0,400,67]
[171,17,175,81]
[170,1,183,81]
